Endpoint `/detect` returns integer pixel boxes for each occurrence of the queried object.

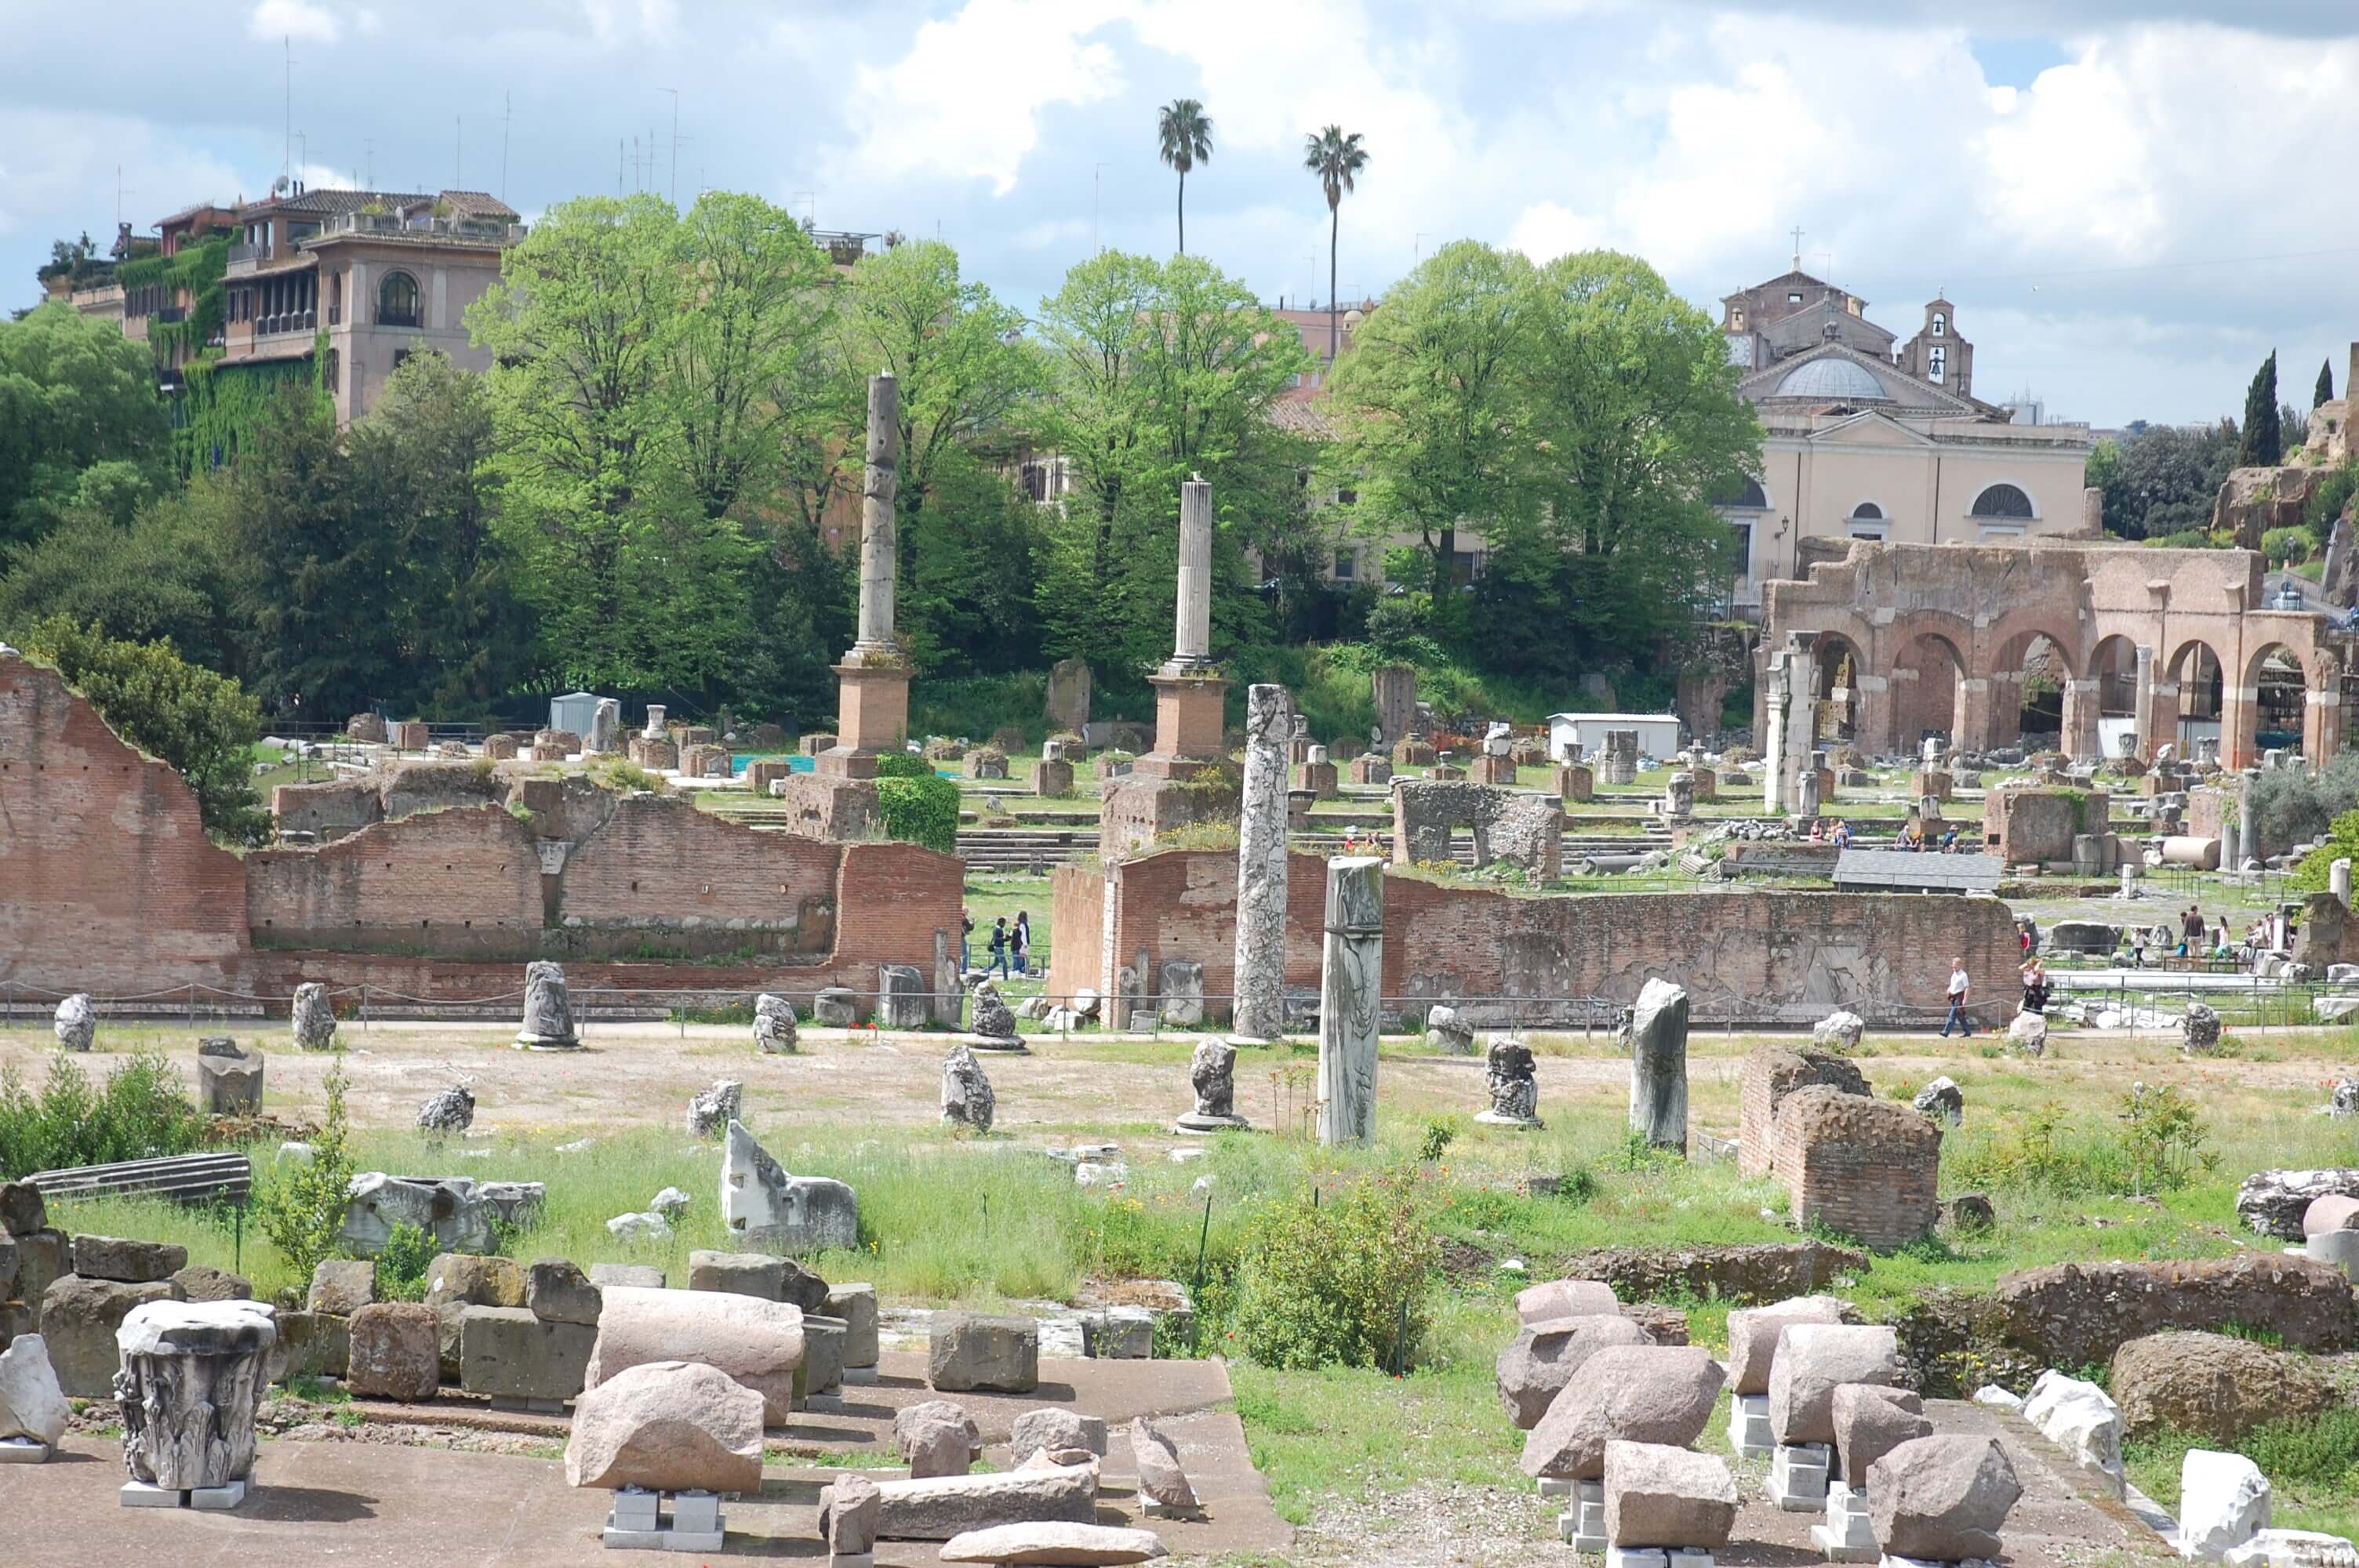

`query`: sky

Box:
[4,0,2357,427]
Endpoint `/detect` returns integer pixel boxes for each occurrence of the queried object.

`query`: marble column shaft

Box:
[855,372,900,652]
[1174,478,1213,667]
[1316,857,1384,1147]
[1233,684,1292,1040]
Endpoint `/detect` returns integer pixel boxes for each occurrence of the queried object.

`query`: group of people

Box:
[960,909,1032,977]
[1799,816,1968,852]
[1939,951,2050,1039]
[2117,905,2295,970]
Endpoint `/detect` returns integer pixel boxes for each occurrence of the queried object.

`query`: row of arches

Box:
[1812,628,2321,759]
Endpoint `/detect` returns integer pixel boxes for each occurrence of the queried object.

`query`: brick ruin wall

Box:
[1772,1086,1943,1250]
[1049,848,2023,1026]
[0,655,961,1011]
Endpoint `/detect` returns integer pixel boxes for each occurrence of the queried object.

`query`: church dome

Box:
[1773,357,1889,401]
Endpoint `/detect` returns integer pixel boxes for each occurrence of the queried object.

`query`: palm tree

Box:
[1303,125,1369,363]
[1157,99,1213,256]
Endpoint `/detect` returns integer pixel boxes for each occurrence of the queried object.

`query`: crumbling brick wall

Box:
[1392,779,1558,874]
[1772,1086,1941,1250]
[1738,1045,1871,1176]
[246,804,543,957]
[1049,847,2022,1026]
[0,656,251,993]
[1986,785,2109,864]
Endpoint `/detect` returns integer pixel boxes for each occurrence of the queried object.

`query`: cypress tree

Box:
[2241,351,2281,467]
[2317,358,2335,408]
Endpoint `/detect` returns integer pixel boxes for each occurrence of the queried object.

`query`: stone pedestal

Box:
[1728,1392,1772,1458]
[1769,1442,1831,1512]
[1034,758,1075,797]
[115,1299,275,1507]
[1558,762,1594,803]
[1472,753,1518,786]
[1558,1477,1606,1552]
[1348,754,1392,786]
[1300,759,1339,800]
[770,772,881,842]
[603,1486,726,1552]
[195,1039,263,1115]
[1810,1480,1877,1563]
[515,961,581,1050]
[1316,858,1384,1147]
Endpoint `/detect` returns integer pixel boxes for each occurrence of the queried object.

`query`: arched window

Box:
[1932,312,1946,337]
[1851,502,1883,520]
[1848,501,1887,541]
[1711,477,1768,510]
[378,270,420,328]
[1970,483,2034,519]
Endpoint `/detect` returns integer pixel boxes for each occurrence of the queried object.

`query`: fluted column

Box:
[1316,858,1383,1148]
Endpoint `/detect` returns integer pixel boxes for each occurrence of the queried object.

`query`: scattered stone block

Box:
[2181,1449,2272,1563]
[880,964,931,1029]
[939,1522,1169,1564]
[1768,1323,1900,1446]
[565,1359,765,1494]
[827,1283,879,1369]
[1496,1313,1655,1429]
[814,987,860,1025]
[2020,1369,2124,1496]
[0,1334,69,1447]
[0,1182,48,1236]
[685,1079,743,1139]
[929,1312,1040,1394]
[2111,1330,2339,1443]
[1725,1295,1848,1396]
[1603,1439,1737,1548]
[53,993,94,1052]
[526,1258,602,1326]
[1997,1257,2359,1367]
[721,1119,860,1253]
[1519,1345,1725,1480]
[869,1464,1099,1542]
[1866,1435,2022,1562]
[457,1305,594,1403]
[754,993,799,1053]
[71,1234,188,1284]
[308,1258,376,1317]
[347,1301,440,1401]
[584,1286,805,1424]
[1517,1278,1620,1326]
[42,1274,181,1397]
[823,1471,882,1565]
[689,1250,787,1301]
[1009,1408,1109,1466]
[1131,1417,1198,1513]
[1831,1384,1928,1486]
[169,1263,251,1302]
[589,1263,666,1290]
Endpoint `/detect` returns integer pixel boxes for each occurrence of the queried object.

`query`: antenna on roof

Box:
[663,87,680,206]
[281,36,293,187]
[500,90,512,204]
[455,115,463,188]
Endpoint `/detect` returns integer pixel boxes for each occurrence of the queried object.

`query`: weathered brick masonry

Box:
[1051,848,2021,1025]
[0,656,960,1011]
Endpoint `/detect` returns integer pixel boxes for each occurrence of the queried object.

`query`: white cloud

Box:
[1507,201,1605,263]
[842,0,1129,197]
[248,0,342,44]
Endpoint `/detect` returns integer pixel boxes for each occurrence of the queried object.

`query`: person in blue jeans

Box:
[1939,956,1973,1036]
[1012,911,1032,975]
[986,916,1011,978]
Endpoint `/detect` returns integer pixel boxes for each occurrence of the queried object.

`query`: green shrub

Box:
[1416,1116,1458,1163]
[1230,1172,1441,1371]
[255,1060,357,1283]
[873,750,935,780]
[876,773,960,855]
[2290,808,2359,892]
[375,1221,435,1301]
[2263,525,2314,568]
[0,1045,206,1180]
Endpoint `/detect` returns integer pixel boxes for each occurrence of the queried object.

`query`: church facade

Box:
[1716,267,2094,614]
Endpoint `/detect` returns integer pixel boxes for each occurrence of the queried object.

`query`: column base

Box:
[770,772,882,842]
[0,1438,49,1463]
[1555,1479,1606,1550]
[1770,1442,1832,1511]
[1173,1112,1251,1134]
[1474,1111,1546,1131]
[123,1477,249,1509]
[1728,1392,1772,1458]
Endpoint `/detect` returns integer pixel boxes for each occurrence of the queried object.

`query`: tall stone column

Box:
[2149,679,2182,758]
[2131,643,2157,757]
[2307,660,2345,768]
[2060,677,2102,761]
[1952,677,1992,753]
[818,372,910,781]
[2223,677,2260,771]
[1232,684,1292,1041]
[1761,651,1793,814]
[1316,857,1383,1148]
[1173,477,1214,670]
[1626,977,1689,1154]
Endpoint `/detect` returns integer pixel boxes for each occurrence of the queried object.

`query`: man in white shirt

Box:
[1939,957,1972,1038]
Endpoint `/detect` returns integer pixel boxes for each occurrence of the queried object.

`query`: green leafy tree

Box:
[2317,358,2335,409]
[835,241,1038,667]
[1324,241,1539,597]
[0,481,236,668]
[1156,98,1213,255]
[2241,351,2282,467]
[1302,125,1369,364]
[469,194,758,693]
[217,387,405,715]
[1030,250,1310,675]
[0,303,173,550]
[16,615,269,843]
[341,351,536,711]
[2100,421,2241,539]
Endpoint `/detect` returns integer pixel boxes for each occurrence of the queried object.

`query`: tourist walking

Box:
[987,916,1011,978]
[960,909,974,971]
[1939,956,1974,1037]
[2019,954,2049,1016]
[1012,910,1032,975]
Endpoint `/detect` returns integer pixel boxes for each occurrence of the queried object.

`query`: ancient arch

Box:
[1990,630,2075,750]
[1890,630,1966,754]
[1813,631,1868,744]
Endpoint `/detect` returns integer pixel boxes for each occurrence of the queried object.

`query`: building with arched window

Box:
[1715,264,2093,614]
[219,186,523,424]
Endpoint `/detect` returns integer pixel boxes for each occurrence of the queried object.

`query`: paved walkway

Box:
[6,1353,1291,1567]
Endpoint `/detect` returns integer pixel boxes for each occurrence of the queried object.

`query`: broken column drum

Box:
[1176,1038,1249,1132]
[516,961,580,1049]
[1317,857,1385,1147]
[290,982,336,1051]
[1232,684,1294,1041]
[114,1299,277,1495]
[1478,1035,1543,1128]
[1625,978,1690,1153]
